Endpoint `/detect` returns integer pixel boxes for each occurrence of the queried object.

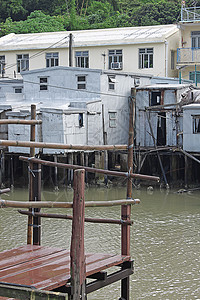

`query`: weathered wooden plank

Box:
[86,255,130,277]
[0,245,64,270]
[0,283,67,300]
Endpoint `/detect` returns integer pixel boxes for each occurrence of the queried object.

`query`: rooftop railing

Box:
[181,6,200,22]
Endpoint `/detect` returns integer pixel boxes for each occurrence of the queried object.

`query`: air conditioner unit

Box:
[111,62,122,70]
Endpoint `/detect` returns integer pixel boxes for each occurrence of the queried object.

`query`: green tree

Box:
[0,10,65,36]
[0,0,27,21]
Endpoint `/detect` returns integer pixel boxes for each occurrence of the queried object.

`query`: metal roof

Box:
[0,24,179,51]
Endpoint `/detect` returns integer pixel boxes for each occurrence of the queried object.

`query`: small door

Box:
[157,112,166,146]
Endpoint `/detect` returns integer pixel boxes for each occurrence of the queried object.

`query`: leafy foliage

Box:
[0,11,65,36]
[0,0,193,35]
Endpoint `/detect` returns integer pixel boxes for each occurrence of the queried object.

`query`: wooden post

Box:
[54,155,59,191]
[69,33,73,67]
[27,104,36,245]
[10,155,14,188]
[85,152,89,184]
[121,90,136,300]
[70,169,86,300]
[184,154,188,188]
[32,163,41,246]
[104,150,108,185]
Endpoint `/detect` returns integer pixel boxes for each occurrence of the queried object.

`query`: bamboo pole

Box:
[0,199,140,209]
[19,156,159,182]
[18,210,134,225]
[0,120,42,125]
[0,140,127,151]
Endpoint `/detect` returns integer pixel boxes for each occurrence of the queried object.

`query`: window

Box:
[77,75,86,89]
[108,75,116,90]
[79,113,84,127]
[14,87,23,93]
[139,48,153,69]
[108,50,123,70]
[151,91,161,106]
[46,52,59,67]
[40,77,48,90]
[171,50,175,70]
[0,55,5,76]
[191,31,200,48]
[193,116,200,133]
[17,54,29,73]
[109,111,117,128]
[75,51,89,68]
[189,71,200,83]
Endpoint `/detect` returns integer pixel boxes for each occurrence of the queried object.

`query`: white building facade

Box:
[0,24,179,80]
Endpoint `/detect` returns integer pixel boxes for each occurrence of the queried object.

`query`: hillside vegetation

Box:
[0,0,199,36]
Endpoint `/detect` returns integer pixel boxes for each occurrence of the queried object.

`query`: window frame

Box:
[79,113,84,127]
[39,77,48,91]
[75,51,89,68]
[46,52,59,68]
[17,54,29,73]
[14,87,23,94]
[0,55,5,75]
[191,31,200,48]
[109,111,117,128]
[77,75,87,90]
[139,48,153,69]
[189,71,200,83]
[108,75,116,90]
[108,49,123,70]
[193,115,200,133]
[171,50,175,70]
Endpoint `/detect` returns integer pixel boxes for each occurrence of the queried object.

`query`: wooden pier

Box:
[0,95,159,299]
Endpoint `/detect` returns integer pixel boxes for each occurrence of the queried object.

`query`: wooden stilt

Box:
[104,150,108,185]
[85,152,89,184]
[32,163,41,246]
[70,169,86,300]
[121,89,136,300]
[10,155,14,188]
[184,154,188,188]
[54,155,59,191]
[27,104,36,245]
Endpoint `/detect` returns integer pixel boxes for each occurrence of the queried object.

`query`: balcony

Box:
[177,47,200,64]
[181,6,200,22]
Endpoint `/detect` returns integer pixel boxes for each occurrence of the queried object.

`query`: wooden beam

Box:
[18,210,134,225]
[19,156,160,182]
[0,140,127,151]
[0,199,140,209]
[0,119,42,125]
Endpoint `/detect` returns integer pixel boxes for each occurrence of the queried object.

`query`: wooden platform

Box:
[0,245,130,295]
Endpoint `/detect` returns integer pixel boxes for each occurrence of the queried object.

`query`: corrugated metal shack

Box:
[134,84,200,187]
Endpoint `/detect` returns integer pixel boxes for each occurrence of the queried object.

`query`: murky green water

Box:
[0,187,200,299]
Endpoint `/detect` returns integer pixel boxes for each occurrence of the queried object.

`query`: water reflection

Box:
[0,187,200,299]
